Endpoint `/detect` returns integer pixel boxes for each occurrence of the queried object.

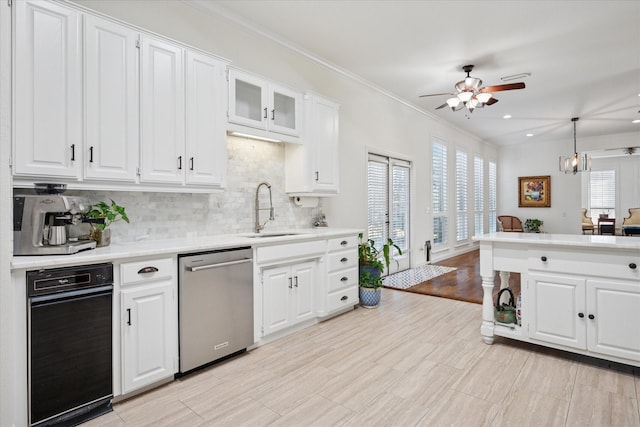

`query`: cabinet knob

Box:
[340,257,348,263]
[541,256,547,262]
[588,314,595,320]
[340,295,348,301]
[340,240,348,246]
[578,312,584,318]
[630,263,637,270]
[340,276,348,282]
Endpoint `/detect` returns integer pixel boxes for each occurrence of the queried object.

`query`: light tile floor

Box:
[84,289,640,426]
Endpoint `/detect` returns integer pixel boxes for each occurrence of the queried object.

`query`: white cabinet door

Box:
[185,51,226,187]
[140,35,185,184]
[528,272,586,350]
[587,278,640,362]
[262,266,292,336]
[291,261,315,324]
[121,281,175,394]
[268,84,301,137]
[228,69,267,130]
[14,0,82,178]
[84,15,139,182]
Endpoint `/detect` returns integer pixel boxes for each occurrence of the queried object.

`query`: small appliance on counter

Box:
[14,187,97,255]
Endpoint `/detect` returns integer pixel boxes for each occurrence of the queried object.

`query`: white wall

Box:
[499,133,640,234]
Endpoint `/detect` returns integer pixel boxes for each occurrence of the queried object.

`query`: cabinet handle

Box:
[288,277,292,289]
[340,295,348,301]
[630,263,637,270]
[178,156,182,170]
[588,314,595,320]
[340,240,348,246]
[541,256,547,262]
[190,157,194,171]
[264,107,268,119]
[127,308,131,326]
[294,276,299,287]
[138,266,159,274]
[340,276,348,282]
[89,146,94,163]
[340,257,348,263]
[315,171,319,181]
[70,144,76,161]
[578,312,584,318]
[271,109,275,121]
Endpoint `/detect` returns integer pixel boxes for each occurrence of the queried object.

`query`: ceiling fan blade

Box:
[419,92,454,98]
[486,97,499,105]
[479,82,525,93]
[435,103,448,110]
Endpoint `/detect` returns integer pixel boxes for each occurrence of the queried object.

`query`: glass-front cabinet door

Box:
[269,84,300,136]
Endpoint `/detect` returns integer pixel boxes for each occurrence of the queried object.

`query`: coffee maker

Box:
[14,195,97,255]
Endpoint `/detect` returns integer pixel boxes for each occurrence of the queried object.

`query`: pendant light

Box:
[559,117,591,175]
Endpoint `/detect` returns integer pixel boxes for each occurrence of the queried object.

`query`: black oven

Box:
[27,263,113,426]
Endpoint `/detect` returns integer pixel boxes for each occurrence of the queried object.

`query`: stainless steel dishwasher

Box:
[178,247,254,374]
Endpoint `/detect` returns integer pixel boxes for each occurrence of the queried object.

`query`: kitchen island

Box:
[473,232,640,367]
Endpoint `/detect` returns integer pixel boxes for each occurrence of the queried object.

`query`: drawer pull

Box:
[340,240,348,246]
[340,257,348,263]
[541,256,547,262]
[630,263,637,270]
[340,295,348,301]
[340,276,348,282]
[138,266,159,274]
[588,314,595,320]
[578,312,584,318]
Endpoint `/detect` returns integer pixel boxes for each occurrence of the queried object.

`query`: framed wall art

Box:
[518,175,551,207]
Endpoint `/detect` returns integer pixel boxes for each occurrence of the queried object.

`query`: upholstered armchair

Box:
[581,209,595,234]
[622,208,640,236]
[497,215,524,232]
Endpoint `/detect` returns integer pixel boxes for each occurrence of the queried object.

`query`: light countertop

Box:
[11,228,362,271]
[473,232,640,251]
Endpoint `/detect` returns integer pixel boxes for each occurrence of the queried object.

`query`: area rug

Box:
[383,264,457,290]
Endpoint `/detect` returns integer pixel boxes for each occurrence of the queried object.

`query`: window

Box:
[474,156,484,236]
[488,161,497,233]
[432,141,448,246]
[367,154,410,271]
[589,169,616,221]
[456,149,468,242]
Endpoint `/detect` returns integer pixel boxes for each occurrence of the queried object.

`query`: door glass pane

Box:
[273,92,296,129]
[235,79,262,121]
[391,163,410,251]
[367,158,387,249]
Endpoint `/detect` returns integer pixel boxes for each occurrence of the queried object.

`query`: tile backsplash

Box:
[65,136,320,243]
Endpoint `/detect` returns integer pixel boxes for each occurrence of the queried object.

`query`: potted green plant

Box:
[524,218,543,233]
[358,233,402,308]
[86,200,129,247]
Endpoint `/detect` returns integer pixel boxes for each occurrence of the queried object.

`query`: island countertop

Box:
[473,232,640,251]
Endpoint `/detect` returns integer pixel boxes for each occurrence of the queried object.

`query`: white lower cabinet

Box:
[262,261,315,336]
[120,258,177,395]
[529,271,640,362]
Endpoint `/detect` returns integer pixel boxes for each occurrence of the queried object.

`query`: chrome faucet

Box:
[255,182,275,233]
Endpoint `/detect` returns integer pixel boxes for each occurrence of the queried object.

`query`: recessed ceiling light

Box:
[526,133,534,137]
[503,114,512,119]
[633,119,640,124]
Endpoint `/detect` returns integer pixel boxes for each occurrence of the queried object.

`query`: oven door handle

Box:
[186,258,252,272]
[30,285,113,305]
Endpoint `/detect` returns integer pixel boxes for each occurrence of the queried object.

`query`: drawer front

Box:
[327,286,359,313]
[328,267,358,293]
[528,248,640,281]
[328,250,357,271]
[328,235,357,252]
[256,240,325,265]
[121,258,174,285]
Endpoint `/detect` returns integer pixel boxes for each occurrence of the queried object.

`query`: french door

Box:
[367,153,411,274]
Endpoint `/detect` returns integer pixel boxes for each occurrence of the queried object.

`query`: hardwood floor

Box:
[85,289,640,427]
[402,249,520,304]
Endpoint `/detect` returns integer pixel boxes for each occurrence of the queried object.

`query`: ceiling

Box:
[205,0,640,147]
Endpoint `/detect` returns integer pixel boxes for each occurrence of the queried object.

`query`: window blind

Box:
[432,142,448,245]
[474,156,484,236]
[391,162,410,251]
[456,150,468,242]
[488,161,497,233]
[589,169,616,219]
[367,156,388,249]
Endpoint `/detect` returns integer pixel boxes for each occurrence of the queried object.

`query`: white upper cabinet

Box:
[84,15,139,182]
[14,0,82,178]
[285,93,340,195]
[185,51,227,187]
[228,68,301,139]
[139,35,185,184]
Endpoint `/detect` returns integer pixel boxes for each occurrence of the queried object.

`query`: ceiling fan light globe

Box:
[468,98,479,109]
[446,97,461,110]
[476,92,492,103]
[465,76,482,90]
[457,91,473,103]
